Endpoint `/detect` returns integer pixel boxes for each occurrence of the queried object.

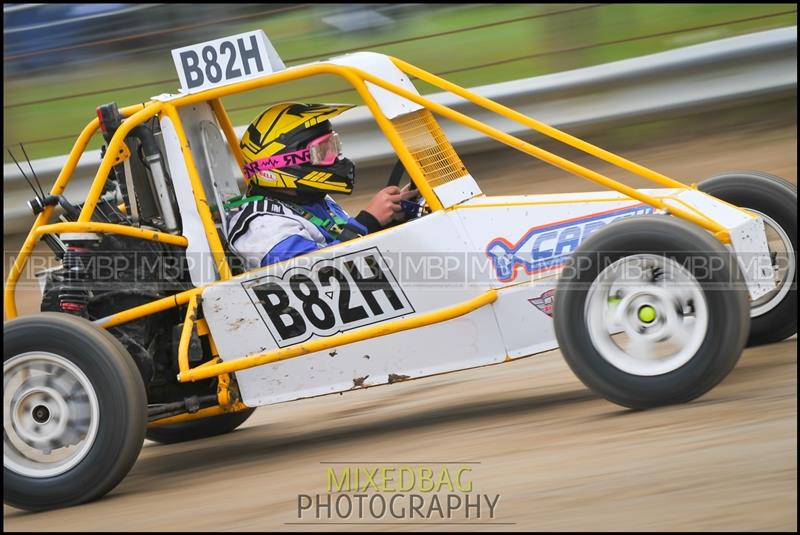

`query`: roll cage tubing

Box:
[5,57,730,393]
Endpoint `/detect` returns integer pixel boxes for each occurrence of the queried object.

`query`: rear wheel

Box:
[146,408,256,445]
[4,313,146,511]
[554,216,750,409]
[698,171,797,346]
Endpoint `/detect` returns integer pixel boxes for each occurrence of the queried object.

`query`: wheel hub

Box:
[12,386,71,450]
[4,352,99,478]
[637,304,657,324]
[586,254,709,376]
[32,405,51,424]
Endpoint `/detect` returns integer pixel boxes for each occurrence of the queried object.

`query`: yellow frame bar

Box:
[4,97,236,318]
[93,287,201,329]
[139,63,448,212]
[4,62,447,319]
[148,61,724,236]
[161,103,233,280]
[348,68,727,237]
[210,98,245,171]
[78,103,164,222]
[5,116,101,318]
[392,57,690,190]
[178,294,198,375]
[36,222,188,247]
[146,401,250,428]
[179,289,497,382]
[138,61,724,235]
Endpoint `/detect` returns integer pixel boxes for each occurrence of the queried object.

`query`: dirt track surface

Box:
[4,121,797,531]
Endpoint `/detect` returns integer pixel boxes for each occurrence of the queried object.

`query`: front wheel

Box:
[698,171,797,346]
[4,313,147,511]
[553,216,750,409]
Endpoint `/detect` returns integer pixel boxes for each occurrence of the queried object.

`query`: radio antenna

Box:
[7,147,45,202]
[20,143,47,200]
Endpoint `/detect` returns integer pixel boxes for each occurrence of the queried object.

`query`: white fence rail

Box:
[3,27,796,234]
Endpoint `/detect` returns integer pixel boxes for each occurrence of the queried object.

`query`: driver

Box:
[227,102,418,270]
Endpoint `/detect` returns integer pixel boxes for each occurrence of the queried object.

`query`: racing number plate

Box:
[243,248,415,348]
[171,30,283,93]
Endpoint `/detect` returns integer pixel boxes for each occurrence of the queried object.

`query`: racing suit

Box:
[227,194,382,270]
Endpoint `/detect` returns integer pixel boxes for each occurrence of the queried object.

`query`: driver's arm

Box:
[338,210,381,241]
[324,186,405,242]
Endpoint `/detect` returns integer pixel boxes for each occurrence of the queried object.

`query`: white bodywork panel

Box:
[201,187,774,408]
[203,210,507,407]
[433,174,482,208]
[492,280,560,359]
[665,188,775,300]
[198,120,243,238]
[160,115,218,286]
[205,193,656,407]
[728,217,775,300]
[327,52,423,119]
[457,193,658,284]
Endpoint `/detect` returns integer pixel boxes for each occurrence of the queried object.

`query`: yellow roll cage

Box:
[4,56,729,426]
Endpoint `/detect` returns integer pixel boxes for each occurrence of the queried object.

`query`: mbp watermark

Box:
[293,462,507,525]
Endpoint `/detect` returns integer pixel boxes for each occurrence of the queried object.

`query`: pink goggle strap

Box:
[243,148,311,180]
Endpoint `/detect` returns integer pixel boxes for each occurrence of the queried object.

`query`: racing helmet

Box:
[240,102,356,196]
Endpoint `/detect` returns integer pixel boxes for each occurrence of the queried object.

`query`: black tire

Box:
[698,171,797,346]
[4,313,146,511]
[146,407,256,445]
[553,216,750,409]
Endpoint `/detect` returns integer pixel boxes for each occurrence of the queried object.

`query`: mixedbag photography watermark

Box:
[295,462,502,524]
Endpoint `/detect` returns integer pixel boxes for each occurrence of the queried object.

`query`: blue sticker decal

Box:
[486,204,654,282]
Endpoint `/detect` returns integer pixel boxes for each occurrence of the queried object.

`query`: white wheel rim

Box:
[748,210,795,318]
[4,352,100,478]
[585,254,709,376]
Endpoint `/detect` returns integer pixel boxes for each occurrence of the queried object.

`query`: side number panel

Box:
[243,248,415,348]
[202,210,508,407]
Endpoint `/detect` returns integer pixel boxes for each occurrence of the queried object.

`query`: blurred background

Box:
[3,3,797,161]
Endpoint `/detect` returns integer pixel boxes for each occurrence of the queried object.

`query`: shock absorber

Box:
[57,236,99,315]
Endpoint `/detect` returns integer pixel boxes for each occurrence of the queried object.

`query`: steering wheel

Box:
[386,158,415,189]
[386,159,425,220]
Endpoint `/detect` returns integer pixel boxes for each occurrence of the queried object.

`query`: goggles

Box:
[243,132,342,180]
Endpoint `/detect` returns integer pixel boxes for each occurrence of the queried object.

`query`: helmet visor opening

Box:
[308,132,342,166]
